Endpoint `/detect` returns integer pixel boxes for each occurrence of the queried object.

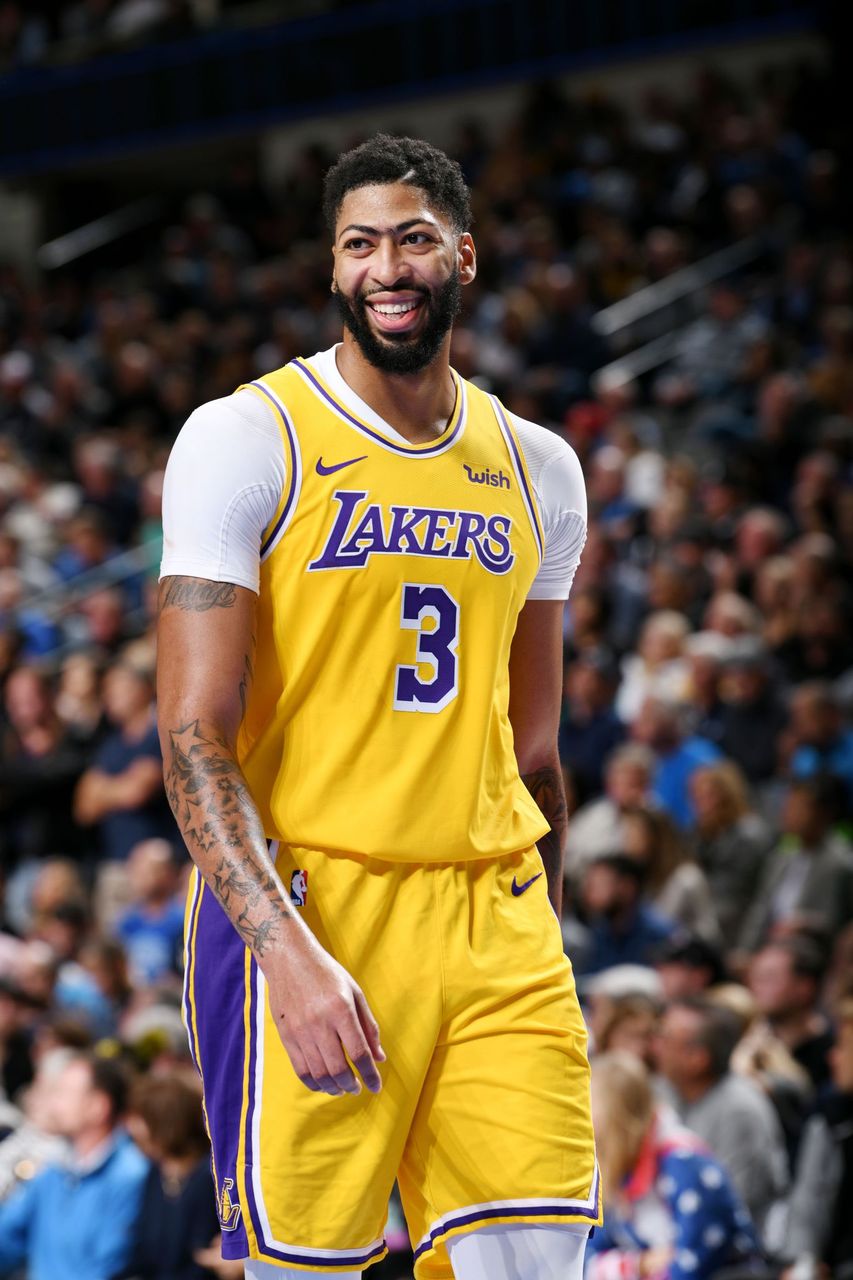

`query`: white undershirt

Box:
[160,346,587,599]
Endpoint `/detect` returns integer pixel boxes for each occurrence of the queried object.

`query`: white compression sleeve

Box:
[446,1223,590,1280]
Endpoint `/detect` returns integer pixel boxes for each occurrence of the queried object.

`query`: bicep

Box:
[508,598,564,773]
[157,578,258,749]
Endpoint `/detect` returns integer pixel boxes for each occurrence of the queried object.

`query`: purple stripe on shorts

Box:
[192,884,251,1258]
[233,1237,388,1268]
[413,1194,599,1262]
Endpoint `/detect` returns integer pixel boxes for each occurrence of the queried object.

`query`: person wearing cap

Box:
[718,636,788,787]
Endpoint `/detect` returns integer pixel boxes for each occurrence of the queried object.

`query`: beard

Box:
[333,270,462,375]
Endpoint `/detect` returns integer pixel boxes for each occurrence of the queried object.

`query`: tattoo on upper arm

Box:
[160,578,237,612]
[165,717,291,954]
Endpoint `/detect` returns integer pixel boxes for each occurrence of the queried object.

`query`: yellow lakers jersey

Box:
[235,356,549,862]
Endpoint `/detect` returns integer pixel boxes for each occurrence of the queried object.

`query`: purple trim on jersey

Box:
[292,357,465,457]
[249,380,300,558]
[413,1178,600,1262]
[192,883,251,1258]
[491,398,545,563]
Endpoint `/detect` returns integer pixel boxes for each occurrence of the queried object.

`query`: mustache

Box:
[361,284,430,301]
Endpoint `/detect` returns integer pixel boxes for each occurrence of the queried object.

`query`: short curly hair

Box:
[322,133,472,235]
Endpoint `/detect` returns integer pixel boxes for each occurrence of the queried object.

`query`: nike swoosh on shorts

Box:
[511,872,543,896]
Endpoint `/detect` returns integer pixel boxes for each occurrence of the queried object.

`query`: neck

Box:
[73,1125,113,1161]
[335,337,456,443]
[676,1073,715,1104]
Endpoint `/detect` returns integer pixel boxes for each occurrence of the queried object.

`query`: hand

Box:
[263,935,385,1097]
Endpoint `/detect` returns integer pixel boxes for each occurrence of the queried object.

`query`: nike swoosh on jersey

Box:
[316,455,368,476]
[511,872,543,896]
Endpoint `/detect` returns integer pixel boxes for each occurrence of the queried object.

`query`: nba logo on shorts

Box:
[290,870,308,907]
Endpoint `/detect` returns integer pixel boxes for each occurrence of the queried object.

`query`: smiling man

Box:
[156,135,596,1280]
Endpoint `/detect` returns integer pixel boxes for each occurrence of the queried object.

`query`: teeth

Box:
[371,301,418,315]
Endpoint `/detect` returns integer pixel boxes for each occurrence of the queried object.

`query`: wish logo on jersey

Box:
[308,489,515,574]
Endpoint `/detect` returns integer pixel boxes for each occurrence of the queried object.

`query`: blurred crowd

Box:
[1,47,853,1280]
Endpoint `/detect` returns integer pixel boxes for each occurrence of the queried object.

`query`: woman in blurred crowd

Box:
[621,804,719,942]
[586,1052,761,1279]
[689,762,772,949]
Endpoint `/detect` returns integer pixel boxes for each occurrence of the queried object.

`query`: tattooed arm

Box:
[508,598,568,918]
[157,574,383,1095]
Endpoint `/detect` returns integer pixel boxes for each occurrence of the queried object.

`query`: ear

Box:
[457,232,476,286]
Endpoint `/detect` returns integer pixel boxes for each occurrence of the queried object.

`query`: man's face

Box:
[332,182,474,375]
[49,1059,106,1139]
[654,1005,705,1089]
[748,947,808,1019]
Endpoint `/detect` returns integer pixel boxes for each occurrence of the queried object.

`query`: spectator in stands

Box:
[74,641,176,861]
[559,646,625,805]
[683,630,731,748]
[631,696,722,828]
[0,664,90,871]
[572,852,677,977]
[566,743,656,881]
[718,637,789,786]
[113,840,184,989]
[788,680,853,811]
[615,610,691,723]
[590,993,660,1068]
[0,1050,149,1280]
[587,1052,760,1279]
[123,1072,222,1280]
[622,804,719,941]
[0,1047,71,1203]
[738,776,853,953]
[748,937,835,1093]
[655,935,728,1002]
[655,996,790,1234]
[688,761,772,950]
[782,989,853,1276]
[0,977,36,1102]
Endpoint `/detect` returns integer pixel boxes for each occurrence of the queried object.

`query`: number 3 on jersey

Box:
[393,584,459,713]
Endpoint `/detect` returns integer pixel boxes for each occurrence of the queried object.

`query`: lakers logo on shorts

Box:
[290,870,308,906]
[219,1178,242,1232]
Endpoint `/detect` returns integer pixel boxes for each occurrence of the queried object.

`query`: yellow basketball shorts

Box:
[183,843,601,1278]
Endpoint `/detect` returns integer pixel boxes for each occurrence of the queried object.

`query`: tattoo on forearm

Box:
[160,578,237,612]
[522,764,568,917]
[165,717,291,954]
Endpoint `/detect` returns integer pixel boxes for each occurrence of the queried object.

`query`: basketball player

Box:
[157,135,599,1280]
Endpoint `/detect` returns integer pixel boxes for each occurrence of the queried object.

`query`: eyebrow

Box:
[338,218,437,239]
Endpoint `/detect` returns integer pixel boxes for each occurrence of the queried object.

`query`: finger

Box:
[304,1043,345,1096]
[354,988,386,1062]
[339,1011,383,1094]
[286,1039,336,1095]
[315,1027,361,1095]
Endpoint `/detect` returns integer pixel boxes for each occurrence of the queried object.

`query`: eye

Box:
[344,237,371,251]
[402,232,431,245]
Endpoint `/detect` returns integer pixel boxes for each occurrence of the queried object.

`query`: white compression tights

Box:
[244,1224,589,1280]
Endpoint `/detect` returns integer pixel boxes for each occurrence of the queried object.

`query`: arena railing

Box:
[0,0,815,177]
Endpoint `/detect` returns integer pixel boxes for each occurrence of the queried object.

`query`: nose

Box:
[371,235,410,287]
